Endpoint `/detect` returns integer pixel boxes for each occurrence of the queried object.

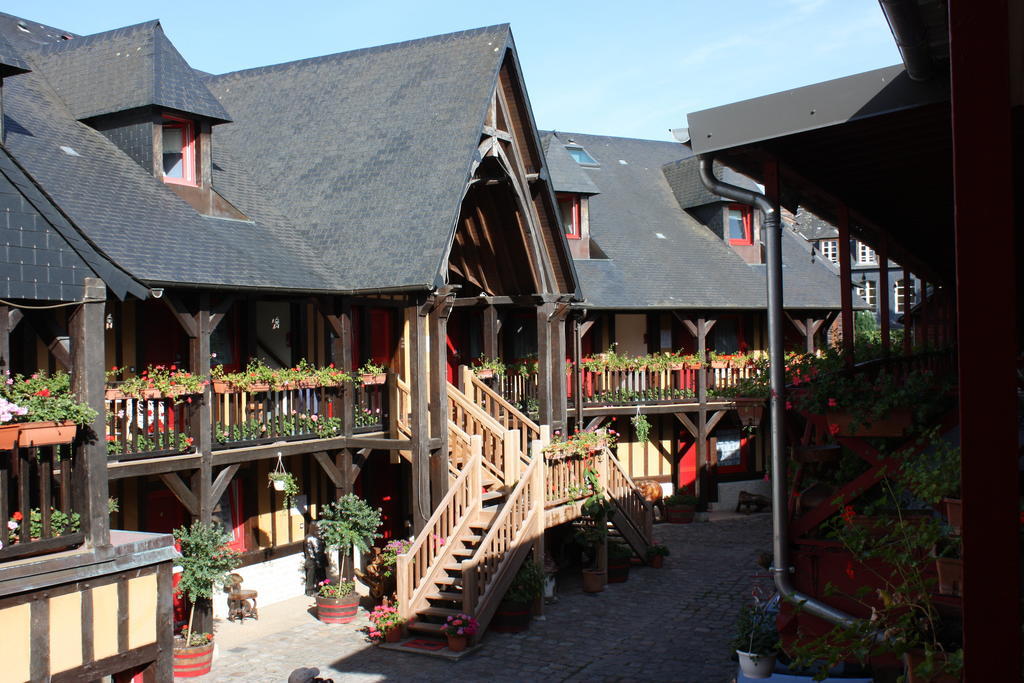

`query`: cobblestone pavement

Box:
[198,513,773,682]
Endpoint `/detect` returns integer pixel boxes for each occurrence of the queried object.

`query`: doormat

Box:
[402,638,447,651]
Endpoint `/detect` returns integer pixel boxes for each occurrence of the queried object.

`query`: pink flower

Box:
[827,398,838,408]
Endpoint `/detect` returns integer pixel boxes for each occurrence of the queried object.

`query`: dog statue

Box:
[634,479,665,520]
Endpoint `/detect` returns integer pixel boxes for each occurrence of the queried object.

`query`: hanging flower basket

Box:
[17,420,78,448]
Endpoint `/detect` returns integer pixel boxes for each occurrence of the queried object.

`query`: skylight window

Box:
[565,144,599,166]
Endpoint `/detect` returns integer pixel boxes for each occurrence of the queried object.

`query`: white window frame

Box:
[857,241,878,265]
[894,279,915,314]
[820,239,838,263]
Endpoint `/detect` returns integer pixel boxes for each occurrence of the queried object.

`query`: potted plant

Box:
[492,561,544,632]
[607,541,633,583]
[367,602,405,642]
[267,470,300,509]
[314,578,359,624]
[441,613,478,652]
[934,534,962,597]
[472,357,506,380]
[663,492,698,524]
[575,468,614,593]
[317,493,382,581]
[171,521,241,678]
[357,361,387,385]
[0,397,28,449]
[899,431,961,533]
[0,371,97,448]
[645,542,669,568]
[731,603,779,679]
[630,412,651,444]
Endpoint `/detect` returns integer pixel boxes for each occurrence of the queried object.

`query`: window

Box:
[727,204,753,245]
[820,239,838,263]
[894,279,916,314]
[161,115,196,185]
[857,241,878,265]
[558,194,581,239]
[857,280,877,310]
[565,144,598,166]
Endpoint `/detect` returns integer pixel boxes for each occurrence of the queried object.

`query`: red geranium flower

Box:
[35,388,51,397]
[12,511,23,521]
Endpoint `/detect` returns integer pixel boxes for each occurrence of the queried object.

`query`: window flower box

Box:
[361,373,386,385]
[826,409,912,437]
[16,420,78,448]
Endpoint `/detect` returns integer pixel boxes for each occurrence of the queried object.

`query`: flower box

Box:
[17,420,77,448]
[940,498,961,533]
[0,423,21,450]
[211,380,233,394]
[474,368,495,379]
[735,400,764,427]
[826,409,912,437]
[710,360,729,369]
[361,373,386,385]
[935,557,963,596]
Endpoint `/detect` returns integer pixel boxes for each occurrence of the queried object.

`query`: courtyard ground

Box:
[197,512,773,682]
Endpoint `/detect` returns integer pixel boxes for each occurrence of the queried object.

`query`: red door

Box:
[368,308,393,366]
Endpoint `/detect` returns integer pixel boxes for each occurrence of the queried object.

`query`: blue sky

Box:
[5,1,900,141]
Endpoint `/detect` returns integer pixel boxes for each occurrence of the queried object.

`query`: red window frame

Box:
[557,193,582,240]
[161,115,197,186]
[727,204,753,245]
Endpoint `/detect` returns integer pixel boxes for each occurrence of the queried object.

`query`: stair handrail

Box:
[462,366,540,459]
[393,377,412,438]
[448,382,517,481]
[395,438,483,622]
[605,449,654,547]
[460,440,544,637]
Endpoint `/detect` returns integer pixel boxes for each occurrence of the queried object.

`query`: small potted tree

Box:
[663,492,699,524]
[172,521,241,678]
[313,578,358,623]
[645,542,670,568]
[315,493,381,621]
[607,541,633,583]
[731,603,778,679]
[492,560,544,632]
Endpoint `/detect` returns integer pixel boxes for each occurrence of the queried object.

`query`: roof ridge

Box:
[31,19,161,53]
[207,23,510,80]
[542,130,683,146]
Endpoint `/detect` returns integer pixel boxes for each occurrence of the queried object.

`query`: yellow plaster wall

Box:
[0,603,31,683]
[127,574,157,650]
[91,583,119,661]
[48,591,83,674]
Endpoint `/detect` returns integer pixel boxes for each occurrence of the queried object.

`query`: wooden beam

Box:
[314,451,345,490]
[837,204,855,365]
[162,292,199,339]
[482,304,499,360]
[349,448,370,481]
[209,296,235,333]
[878,237,891,353]
[584,416,607,432]
[209,464,240,506]
[674,412,699,439]
[429,293,454,507]
[536,303,554,428]
[784,312,807,337]
[902,267,913,356]
[158,473,199,516]
[579,319,595,339]
[190,296,213,522]
[705,409,728,434]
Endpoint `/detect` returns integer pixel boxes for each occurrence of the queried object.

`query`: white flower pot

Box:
[272,479,286,491]
[736,650,776,679]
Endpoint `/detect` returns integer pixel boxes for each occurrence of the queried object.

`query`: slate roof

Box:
[205,25,511,291]
[793,206,839,240]
[28,20,230,122]
[543,131,846,311]
[543,133,600,195]
[662,154,760,209]
[0,30,29,77]
[0,145,144,300]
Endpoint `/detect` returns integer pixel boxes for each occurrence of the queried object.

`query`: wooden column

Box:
[408,302,431,533]
[69,278,109,548]
[549,304,569,434]
[571,315,584,428]
[536,303,554,429]
[327,301,355,436]
[482,304,499,361]
[878,238,891,353]
[836,205,854,366]
[190,296,214,523]
[902,267,913,356]
[428,294,454,508]
[919,280,929,349]
[695,317,710,501]
[949,0,1019,676]
[335,448,354,577]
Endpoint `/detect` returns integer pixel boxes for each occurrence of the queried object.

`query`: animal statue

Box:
[634,479,665,520]
[736,490,771,514]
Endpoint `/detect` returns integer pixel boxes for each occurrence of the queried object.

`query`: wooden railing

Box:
[448,421,474,471]
[395,442,483,623]
[461,448,543,637]
[393,377,412,439]
[353,381,388,433]
[543,450,593,508]
[708,364,759,392]
[572,366,698,406]
[605,451,654,553]
[212,385,342,447]
[105,393,195,460]
[0,444,84,561]
[448,384,514,483]
[463,367,540,464]
[485,371,539,417]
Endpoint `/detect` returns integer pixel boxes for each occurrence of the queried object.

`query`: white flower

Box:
[7,520,17,531]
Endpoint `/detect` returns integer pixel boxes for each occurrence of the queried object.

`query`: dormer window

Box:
[727,204,753,245]
[161,115,197,185]
[558,194,582,239]
[565,143,599,166]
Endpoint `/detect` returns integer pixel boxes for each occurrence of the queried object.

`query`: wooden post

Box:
[878,238,891,353]
[190,295,213,523]
[69,278,109,548]
[571,315,584,428]
[902,268,913,356]
[408,302,430,533]
[429,294,454,509]
[334,301,355,436]
[836,204,854,366]
[531,437,545,617]
[503,429,520,485]
[536,303,554,429]
[335,448,353,578]
[550,306,568,434]
[482,304,499,361]
[695,317,713,501]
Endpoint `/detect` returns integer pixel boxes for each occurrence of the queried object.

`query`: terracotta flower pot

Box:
[665,505,695,524]
[172,642,214,678]
[474,368,495,379]
[581,568,606,593]
[935,557,963,596]
[211,380,232,394]
[362,374,386,385]
[104,388,126,400]
[384,626,402,643]
[447,633,468,652]
[16,420,77,448]
[246,382,271,392]
[607,560,630,583]
[940,498,962,533]
[648,555,664,568]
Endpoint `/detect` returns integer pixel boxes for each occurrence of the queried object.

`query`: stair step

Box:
[463,534,481,543]
[481,490,504,503]
[443,561,465,572]
[419,606,463,618]
[452,548,473,557]
[433,575,459,586]
[407,621,445,635]
[472,508,499,527]
[427,590,464,601]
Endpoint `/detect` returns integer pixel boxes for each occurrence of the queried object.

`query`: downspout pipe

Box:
[697,155,858,629]
[878,0,932,82]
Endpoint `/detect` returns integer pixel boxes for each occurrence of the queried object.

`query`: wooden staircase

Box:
[392,374,654,648]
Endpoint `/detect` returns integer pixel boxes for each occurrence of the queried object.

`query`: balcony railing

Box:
[105,392,196,461]
[1,443,84,561]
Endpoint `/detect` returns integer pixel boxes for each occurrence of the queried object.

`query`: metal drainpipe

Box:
[697,155,857,628]
[878,0,932,82]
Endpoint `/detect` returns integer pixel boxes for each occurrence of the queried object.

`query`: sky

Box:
[3,1,901,141]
